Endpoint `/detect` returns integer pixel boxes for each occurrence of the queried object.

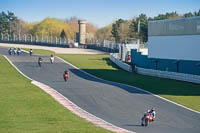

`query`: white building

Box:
[147,16,200,61]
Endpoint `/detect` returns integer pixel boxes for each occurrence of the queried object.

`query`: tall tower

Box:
[78,20,86,44]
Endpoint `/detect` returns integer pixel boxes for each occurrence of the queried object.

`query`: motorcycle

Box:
[141,112,154,126]
[63,71,69,82]
[50,56,54,64]
[38,57,42,67]
[29,49,33,56]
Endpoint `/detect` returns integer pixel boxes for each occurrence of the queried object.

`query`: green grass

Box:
[21,48,200,112]
[0,56,113,133]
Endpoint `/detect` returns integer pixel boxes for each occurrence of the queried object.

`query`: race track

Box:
[1,47,200,133]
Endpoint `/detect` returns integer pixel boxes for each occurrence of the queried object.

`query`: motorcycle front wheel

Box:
[145,118,149,126]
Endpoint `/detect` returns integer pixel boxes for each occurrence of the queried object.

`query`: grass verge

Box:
[0,55,112,133]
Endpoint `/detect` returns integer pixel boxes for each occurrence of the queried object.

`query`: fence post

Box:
[30,34,32,42]
[50,36,52,43]
[41,35,43,42]
[55,36,57,44]
[24,34,26,42]
[6,34,9,41]
[46,36,48,43]
[18,33,21,41]
[1,33,3,40]
[35,35,38,43]
[64,37,67,44]
[13,34,15,41]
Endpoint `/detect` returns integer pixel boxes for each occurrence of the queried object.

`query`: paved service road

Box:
[1,47,200,133]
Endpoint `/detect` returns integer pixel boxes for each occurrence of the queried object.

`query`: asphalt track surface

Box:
[1,47,200,133]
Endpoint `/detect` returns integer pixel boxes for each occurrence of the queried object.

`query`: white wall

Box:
[138,48,148,55]
[110,53,132,72]
[147,35,200,61]
[137,67,200,84]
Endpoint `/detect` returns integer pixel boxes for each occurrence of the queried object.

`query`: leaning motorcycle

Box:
[141,112,153,126]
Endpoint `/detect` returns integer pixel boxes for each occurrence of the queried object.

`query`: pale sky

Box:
[0,0,199,27]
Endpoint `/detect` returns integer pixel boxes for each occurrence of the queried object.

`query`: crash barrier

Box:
[110,53,132,72]
[87,43,119,53]
[131,49,200,84]
[136,67,200,84]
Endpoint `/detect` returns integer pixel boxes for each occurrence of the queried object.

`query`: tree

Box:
[152,11,181,20]
[130,14,148,42]
[139,14,148,42]
[194,9,200,16]
[9,19,36,36]
[60,29,66,39]
[95,24,114,41]
[86,22,98,33]
[32,17,73,39]
[111,19,124,42]
[0,11,17,34]
[183,12,194,18]
[117,20,131,43]
[65,16,79,40]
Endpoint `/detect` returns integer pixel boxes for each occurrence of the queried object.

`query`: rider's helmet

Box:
[152,107,155,111]
[65,70,68,74]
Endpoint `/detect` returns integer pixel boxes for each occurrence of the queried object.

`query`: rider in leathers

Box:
[142,107,156,125]
[149,107,156,121]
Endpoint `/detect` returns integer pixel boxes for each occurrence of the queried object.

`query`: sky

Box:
[0,0,200,28]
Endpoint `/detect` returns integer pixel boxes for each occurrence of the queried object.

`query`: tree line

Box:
[0,12,98,41]
[0,10,200,43]
[96,10,200,43]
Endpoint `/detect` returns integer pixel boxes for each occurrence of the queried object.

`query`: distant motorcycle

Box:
[141,112,154,126]
[63,70,69,82]
[29,49,33,56]
[38,57,42,67]
[50,55,54,64]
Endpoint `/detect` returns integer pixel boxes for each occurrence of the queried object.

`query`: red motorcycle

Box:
[63,71,69,82]
[141,112,154,126]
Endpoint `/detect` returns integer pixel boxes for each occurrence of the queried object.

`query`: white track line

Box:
[4,55,32,81]
[3,55,134,133]
[56,56,200,114]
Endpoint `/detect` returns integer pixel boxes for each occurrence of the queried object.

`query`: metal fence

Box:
[0,34,147,54]
[0,33,73,47]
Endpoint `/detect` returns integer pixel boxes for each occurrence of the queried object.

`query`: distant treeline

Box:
[96,10,200,43]
[0,12,97,41]
[0,10,200,43]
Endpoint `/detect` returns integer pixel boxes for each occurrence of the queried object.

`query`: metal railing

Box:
[0,33,73,47]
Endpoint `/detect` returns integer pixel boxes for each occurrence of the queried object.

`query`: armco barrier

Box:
[137,67,200,84]
[131,49,200,76]
[131,49,200,84]
[110,53,132,72]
